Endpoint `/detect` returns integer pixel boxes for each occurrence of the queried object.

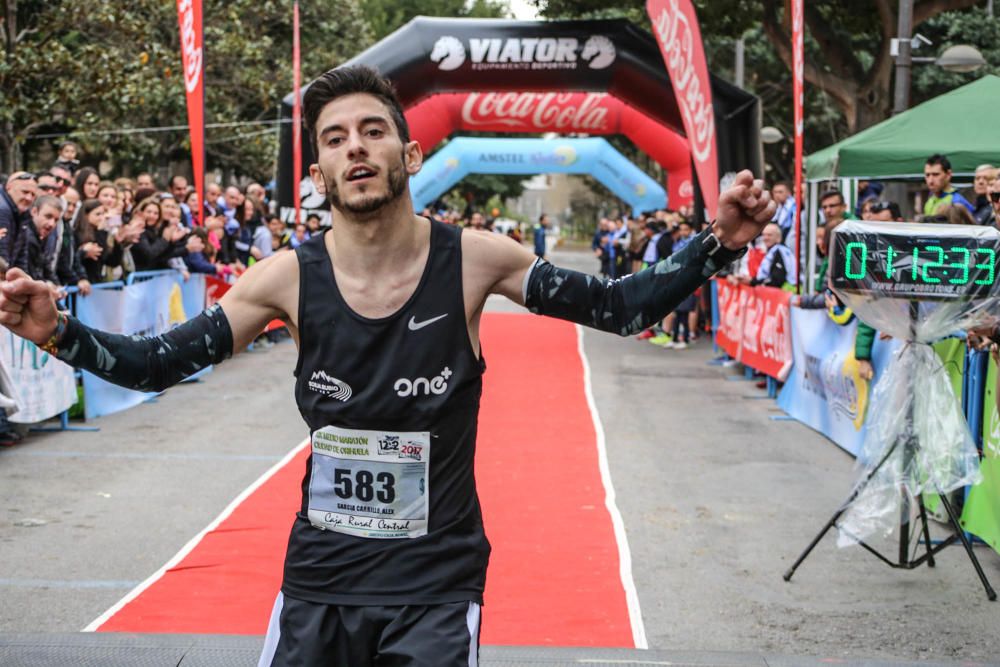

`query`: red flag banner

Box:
[646,0,719,217]
[176,0,204,222]
[792,0,804,288]
[292,2,303,225]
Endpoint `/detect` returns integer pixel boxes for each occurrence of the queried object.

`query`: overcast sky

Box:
[507,0,540,20]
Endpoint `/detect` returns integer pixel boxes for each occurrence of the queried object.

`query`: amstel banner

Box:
[176,0,205,217]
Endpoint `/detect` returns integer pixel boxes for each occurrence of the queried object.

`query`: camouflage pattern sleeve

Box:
[524,228,746,336]
[55,303,234,392]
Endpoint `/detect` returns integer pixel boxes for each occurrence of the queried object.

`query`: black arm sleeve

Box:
[55,303,234,392]
[525,228,745,336]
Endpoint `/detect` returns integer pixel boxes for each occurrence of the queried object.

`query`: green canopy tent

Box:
[801,75,1000,292]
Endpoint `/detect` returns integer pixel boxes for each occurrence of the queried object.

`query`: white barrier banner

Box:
[0,331,77,424]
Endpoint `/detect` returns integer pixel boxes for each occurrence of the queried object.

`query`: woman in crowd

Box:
[129,197,202,271]
[74,198,141,283]
[74,167,100,200]
[183,190,201,227]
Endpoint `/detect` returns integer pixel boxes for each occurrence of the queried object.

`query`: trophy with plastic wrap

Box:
[783,220,996,600]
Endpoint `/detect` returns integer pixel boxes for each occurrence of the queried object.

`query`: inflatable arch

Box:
[406,92,693,206]
[277,16,761,220]
[410,137,666,214]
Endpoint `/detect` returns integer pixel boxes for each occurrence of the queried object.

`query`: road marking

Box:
[81,437,310,632]
[576,324,648,650]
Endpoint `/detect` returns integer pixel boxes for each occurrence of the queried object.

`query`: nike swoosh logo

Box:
[408,314,448,331]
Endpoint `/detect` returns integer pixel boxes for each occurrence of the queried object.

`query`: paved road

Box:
[1,246,998,664]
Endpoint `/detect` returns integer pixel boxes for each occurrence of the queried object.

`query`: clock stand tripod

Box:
[783,300,996,600]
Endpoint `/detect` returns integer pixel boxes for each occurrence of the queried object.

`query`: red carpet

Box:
[95,313,636,647]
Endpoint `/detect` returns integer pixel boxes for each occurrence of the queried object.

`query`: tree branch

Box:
[802,2,865,81]
[761,0,856,114]
[861,0,895,92]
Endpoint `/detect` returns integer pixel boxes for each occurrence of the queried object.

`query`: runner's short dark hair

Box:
[303,65,410,153]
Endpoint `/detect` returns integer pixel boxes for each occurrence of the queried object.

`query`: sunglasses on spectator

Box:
[9,173,36,182]
[54,176,70,186]
[990,191,1000,203]
[38,184,59,192]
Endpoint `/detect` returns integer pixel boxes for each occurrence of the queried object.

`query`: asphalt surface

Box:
[1,246,998,665]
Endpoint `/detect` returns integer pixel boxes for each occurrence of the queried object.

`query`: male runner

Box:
[0,66,775,666]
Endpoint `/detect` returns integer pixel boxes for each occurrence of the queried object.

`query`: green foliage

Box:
[1,0,370,180]
[362,0,510,41]
[911,8,1000,105]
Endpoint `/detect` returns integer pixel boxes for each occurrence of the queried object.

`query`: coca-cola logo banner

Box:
[405,92,693,206]
[408,137,666,213]
[713,279,793,381]
[430,34,616,72]
[647,0,719,216]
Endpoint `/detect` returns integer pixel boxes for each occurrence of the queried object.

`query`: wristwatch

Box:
[701,221,747,262]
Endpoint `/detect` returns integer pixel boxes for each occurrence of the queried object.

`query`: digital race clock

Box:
[830,221,1000,300]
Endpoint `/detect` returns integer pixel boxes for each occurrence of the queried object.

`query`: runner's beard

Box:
[325,155,407,217]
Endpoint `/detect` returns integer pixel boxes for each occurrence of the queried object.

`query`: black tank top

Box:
[282,220,491,606]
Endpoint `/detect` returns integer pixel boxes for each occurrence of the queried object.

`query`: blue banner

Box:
[777,308,899,457]
[410,137,667,214]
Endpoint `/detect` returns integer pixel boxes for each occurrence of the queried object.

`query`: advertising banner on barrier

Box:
[0,331,77,424]
[776,308,898,457]
[739,286,792,381]
[712,279,792,381]
[714,278,743,360]
[964,357,1000,556]
[75,276,176,420]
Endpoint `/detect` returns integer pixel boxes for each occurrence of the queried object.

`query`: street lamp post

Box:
[892,0,915,115]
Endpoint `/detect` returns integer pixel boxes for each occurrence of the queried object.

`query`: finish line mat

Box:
[93,313,638,647]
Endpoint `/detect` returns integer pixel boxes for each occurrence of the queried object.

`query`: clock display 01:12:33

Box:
[843,242,997,286]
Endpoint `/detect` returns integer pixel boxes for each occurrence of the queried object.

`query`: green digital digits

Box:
[921,245,944,284]
[844,242,867,280]
[974,248,996,286]
[948,246,970,285]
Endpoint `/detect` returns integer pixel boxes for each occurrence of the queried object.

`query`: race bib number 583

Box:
[307,425,430,539]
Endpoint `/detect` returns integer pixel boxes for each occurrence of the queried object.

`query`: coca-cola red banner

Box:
[176,0,204,219]
[791,0,804,281]
[646,0,719,217]
[739,286,792,381]
[715,278,744,360]
[276,17,761,216]
[406,92,693,206]
[713,279,793,381]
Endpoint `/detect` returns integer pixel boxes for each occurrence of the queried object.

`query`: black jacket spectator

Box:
[655,230,673,260]
[0,185,26,265]
[130,226,188,271]
[55,219,88,286]
[76,228,124,283]
[14,219,58,283]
